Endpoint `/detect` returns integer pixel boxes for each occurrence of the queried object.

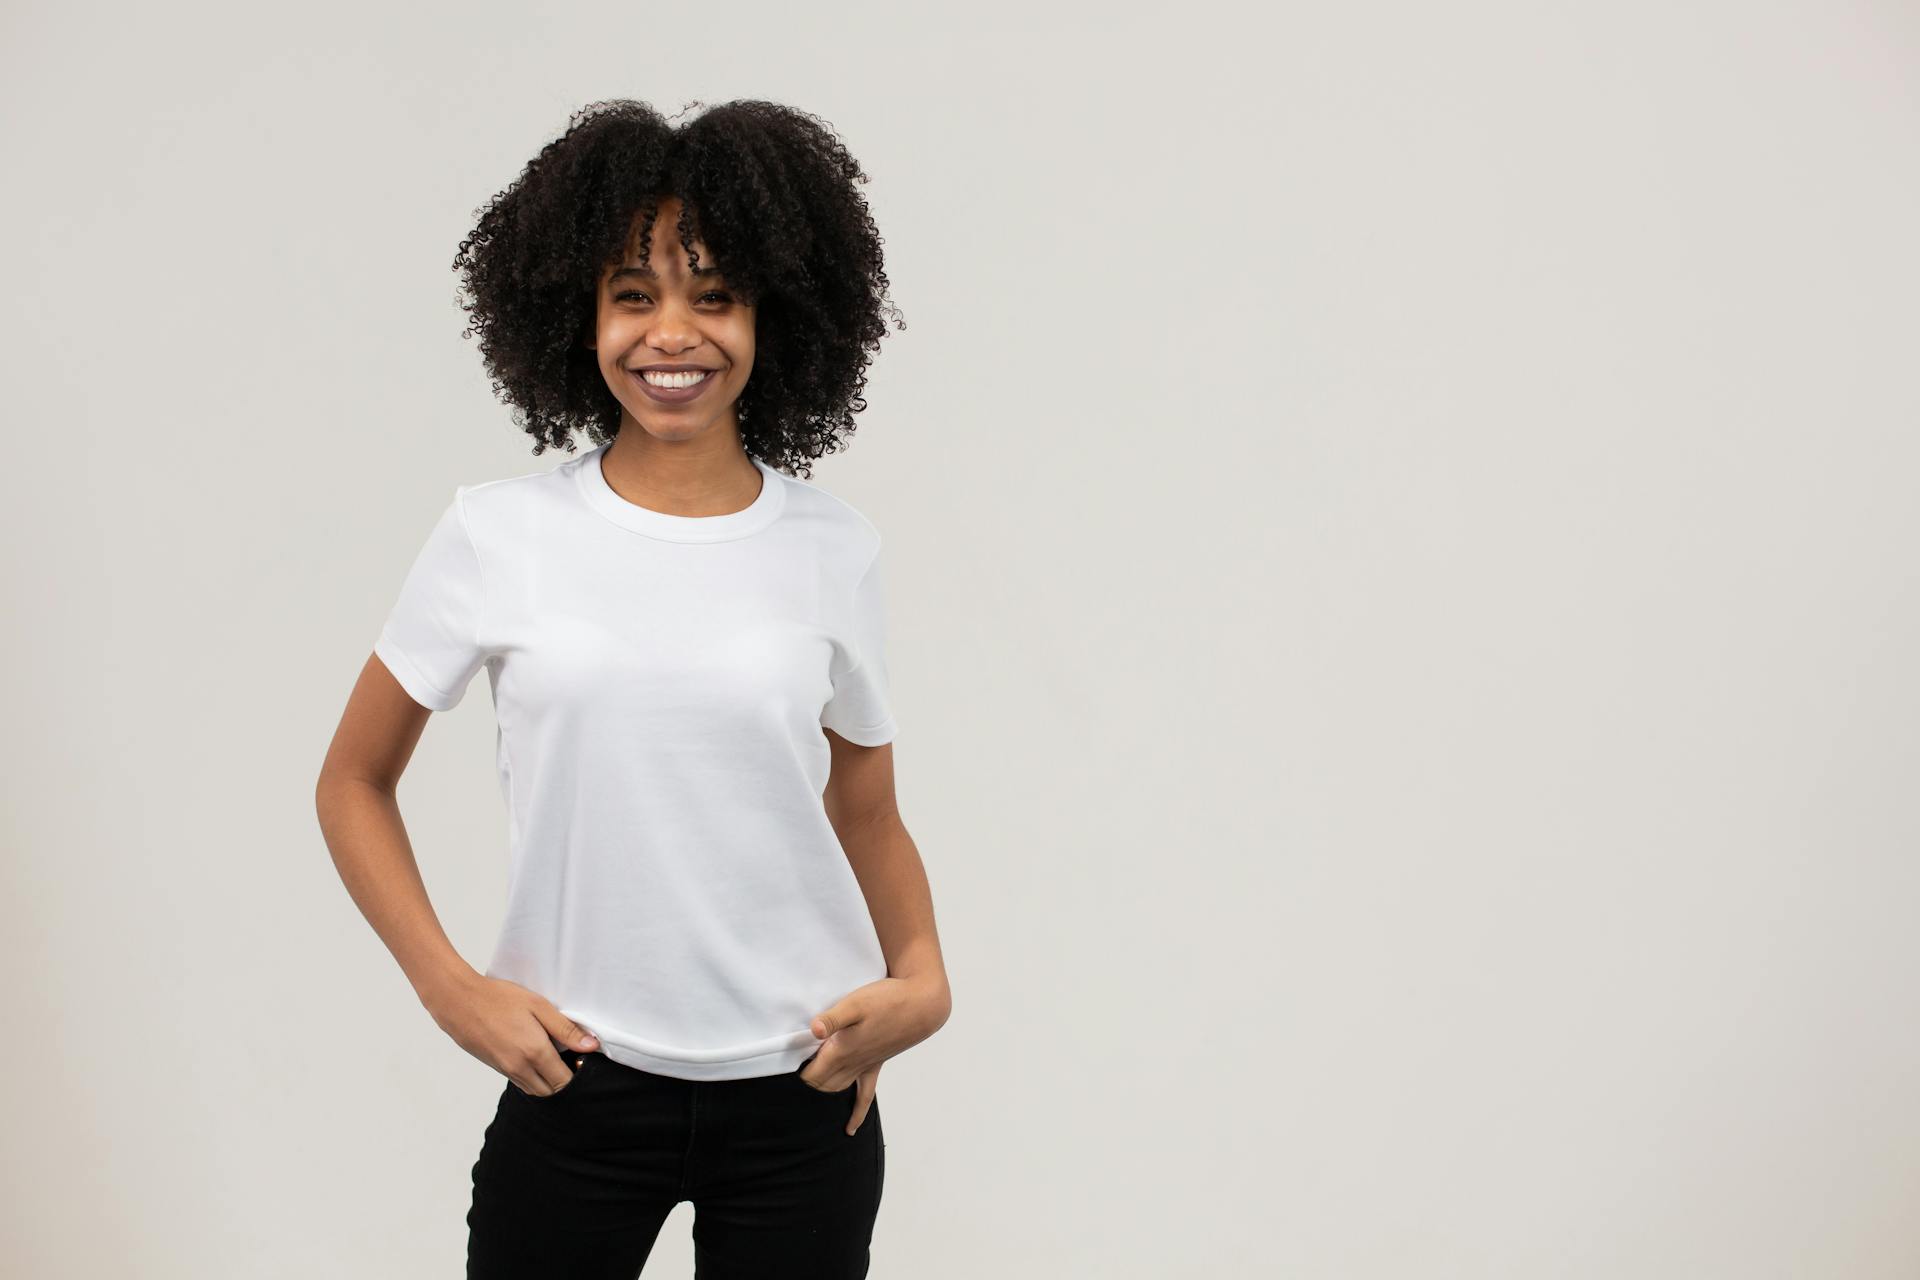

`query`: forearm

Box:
[314,773,478,1009]
[839,812,950,1001]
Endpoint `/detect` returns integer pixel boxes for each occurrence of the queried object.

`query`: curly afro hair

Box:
[451,98,906,478]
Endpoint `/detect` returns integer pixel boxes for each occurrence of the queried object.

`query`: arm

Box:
[314,655,472,1003]
[313,654,599,1097]
[823,733,951,1007]
[804,732,952,1124]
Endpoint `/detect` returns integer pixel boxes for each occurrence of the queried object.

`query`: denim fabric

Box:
[466,1050,885,1279]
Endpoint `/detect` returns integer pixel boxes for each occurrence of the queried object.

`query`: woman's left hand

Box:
[798,973,952,1135]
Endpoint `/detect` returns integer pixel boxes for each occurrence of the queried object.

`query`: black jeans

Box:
[466,1049,884,1279]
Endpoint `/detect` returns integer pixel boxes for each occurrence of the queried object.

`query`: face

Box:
[586,196,755,447]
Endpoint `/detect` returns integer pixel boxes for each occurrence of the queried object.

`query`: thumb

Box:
[809,999,864,1042]
[542,1010,600,1052]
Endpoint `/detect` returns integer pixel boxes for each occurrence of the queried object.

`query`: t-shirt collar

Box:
[573,443,786,543]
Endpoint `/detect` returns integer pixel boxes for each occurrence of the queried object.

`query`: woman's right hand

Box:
[422,971,601,1097]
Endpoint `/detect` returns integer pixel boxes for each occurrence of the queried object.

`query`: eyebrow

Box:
[609,263,726,283]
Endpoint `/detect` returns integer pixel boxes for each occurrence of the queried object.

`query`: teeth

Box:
[639,369,711,389]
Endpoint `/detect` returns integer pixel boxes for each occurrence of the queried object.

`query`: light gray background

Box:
[5,2,1917,1276]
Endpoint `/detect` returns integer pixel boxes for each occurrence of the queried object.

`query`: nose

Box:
[643,297,702,353]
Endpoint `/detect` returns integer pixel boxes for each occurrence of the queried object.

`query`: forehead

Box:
[610,202,716,277]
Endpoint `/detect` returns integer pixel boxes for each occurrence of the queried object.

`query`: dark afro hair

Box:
[450,98,906,478]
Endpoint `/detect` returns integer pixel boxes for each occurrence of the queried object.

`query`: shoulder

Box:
[450,452,589,527]
[769,463,883,560]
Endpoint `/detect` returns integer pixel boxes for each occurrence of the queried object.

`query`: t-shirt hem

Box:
[372,634,460,711]
[559,1012,824,1081]
[822,713,898,747]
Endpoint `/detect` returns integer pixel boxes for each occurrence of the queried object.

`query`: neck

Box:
[600,428,762,518]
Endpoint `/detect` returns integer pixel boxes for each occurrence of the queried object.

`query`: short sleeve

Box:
[373,487,489,711]
[819,542,899,746]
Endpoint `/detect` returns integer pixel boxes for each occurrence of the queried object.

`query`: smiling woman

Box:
[317,97,949,1280]
[585,198,760,447]
[449,97,908,479]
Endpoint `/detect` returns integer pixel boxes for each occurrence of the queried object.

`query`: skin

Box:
[314,195,951,1138]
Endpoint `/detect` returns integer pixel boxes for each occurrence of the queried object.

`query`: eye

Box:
[611,290,733,305]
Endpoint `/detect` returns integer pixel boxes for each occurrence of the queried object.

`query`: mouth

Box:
[628,367,720,405]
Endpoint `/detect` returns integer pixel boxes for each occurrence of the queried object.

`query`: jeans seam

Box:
[678,1085,699,1198]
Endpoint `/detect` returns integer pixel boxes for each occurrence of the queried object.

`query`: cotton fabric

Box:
[374,442,899,1080]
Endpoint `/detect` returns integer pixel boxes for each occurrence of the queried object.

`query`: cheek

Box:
[591,317,623,361]
[727,313,756,363]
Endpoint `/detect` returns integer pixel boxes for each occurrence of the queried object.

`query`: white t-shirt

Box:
[373,441,899,1080]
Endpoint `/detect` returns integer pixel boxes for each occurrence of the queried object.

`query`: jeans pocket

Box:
[791,1060,854,1095]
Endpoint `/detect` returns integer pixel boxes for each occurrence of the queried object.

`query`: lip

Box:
[629,367,720,405]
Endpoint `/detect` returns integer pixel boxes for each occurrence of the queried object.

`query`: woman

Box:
[314,99,952,1279]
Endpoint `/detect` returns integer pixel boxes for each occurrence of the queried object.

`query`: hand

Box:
[797,974,952,1135]
[422,971,601,1097]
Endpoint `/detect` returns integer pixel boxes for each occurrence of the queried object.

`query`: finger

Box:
[808,1040,868,1090]
[846,1068,878,1136]
[809,998,867,1040]
[540,1010,600,1052]
[798,1050,837,1091]
[806,1020,875,1081]
[521,1047,582,1096]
